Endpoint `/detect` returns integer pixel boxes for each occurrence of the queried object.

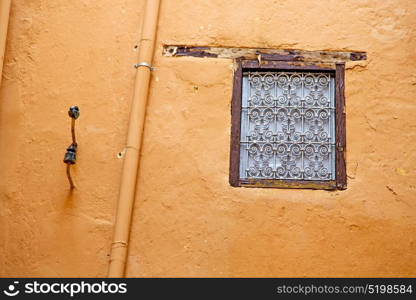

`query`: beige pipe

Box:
[0,0,11,88]
[108,0,161,277]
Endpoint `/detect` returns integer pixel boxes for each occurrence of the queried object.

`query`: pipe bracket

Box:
[133,61,154,71]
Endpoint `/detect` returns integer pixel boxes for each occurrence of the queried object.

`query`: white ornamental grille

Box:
[239,71,336,181]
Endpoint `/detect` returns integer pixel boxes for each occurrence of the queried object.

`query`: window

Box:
[229,60,346,190]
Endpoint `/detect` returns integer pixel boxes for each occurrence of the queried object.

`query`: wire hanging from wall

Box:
[63,106,80,189]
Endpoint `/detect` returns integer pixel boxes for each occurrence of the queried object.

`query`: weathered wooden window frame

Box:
[229,60,346,190]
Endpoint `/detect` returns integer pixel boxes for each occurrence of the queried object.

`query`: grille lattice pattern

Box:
[239,71,336,181]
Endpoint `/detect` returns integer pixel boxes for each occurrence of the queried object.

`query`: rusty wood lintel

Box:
[163,45,366,63]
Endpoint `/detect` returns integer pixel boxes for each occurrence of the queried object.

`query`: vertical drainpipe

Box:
[108,0,161,278]
[0,0,11,88]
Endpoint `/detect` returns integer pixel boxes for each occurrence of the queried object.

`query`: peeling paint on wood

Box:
[163,45,367,63]
[229,59,242,187]
[335,63,347,190]
[239,179,337,190]
[241,60,336,71]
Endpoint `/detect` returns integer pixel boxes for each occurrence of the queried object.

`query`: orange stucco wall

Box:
[0,0,415,277]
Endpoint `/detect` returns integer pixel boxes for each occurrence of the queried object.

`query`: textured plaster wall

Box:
[0,0,146,276]
[0,0,415,277]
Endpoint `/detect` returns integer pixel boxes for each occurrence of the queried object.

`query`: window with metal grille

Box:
[230,60,346,190]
